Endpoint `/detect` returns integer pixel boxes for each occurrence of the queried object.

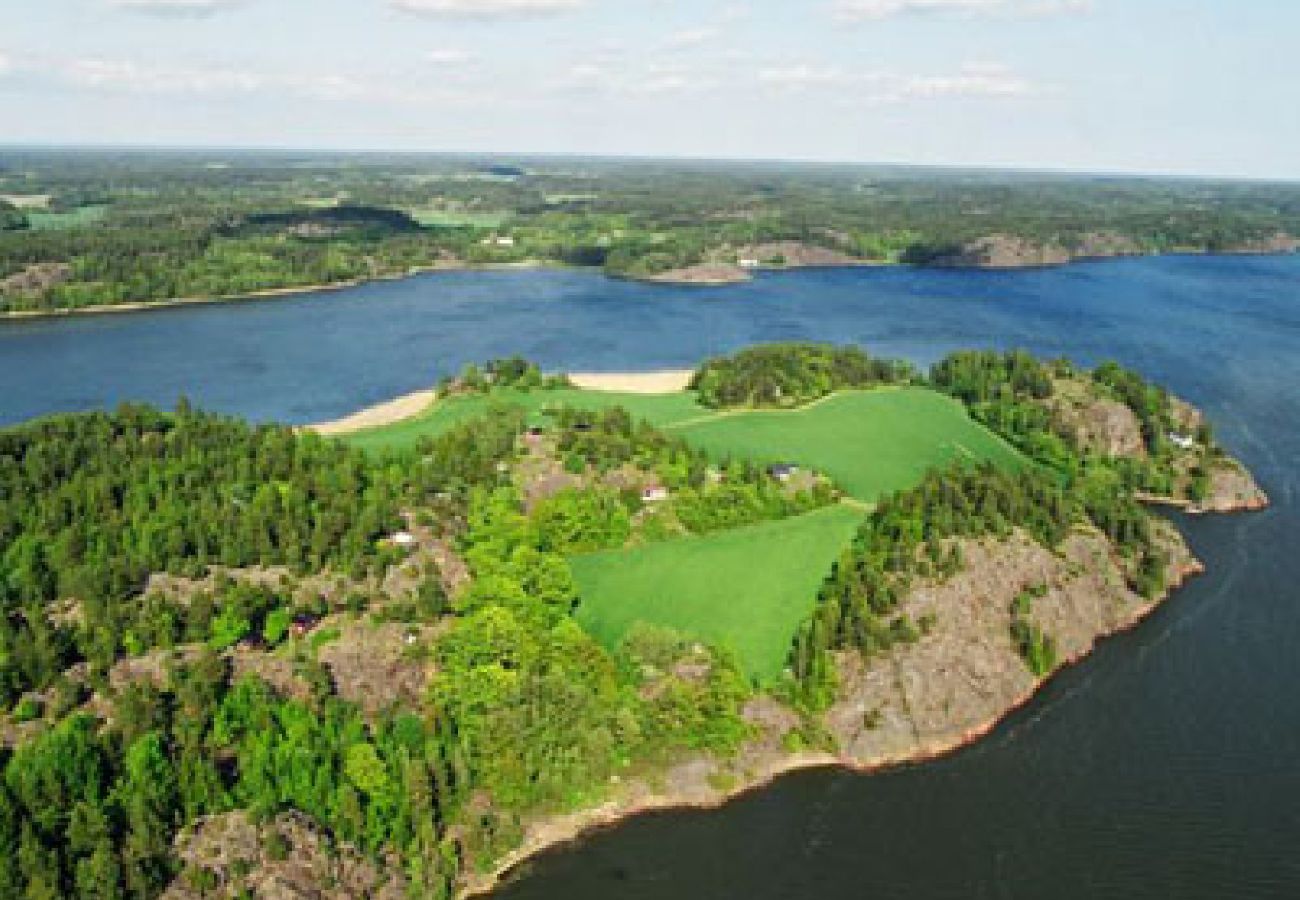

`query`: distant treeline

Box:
[3,150,1299,312]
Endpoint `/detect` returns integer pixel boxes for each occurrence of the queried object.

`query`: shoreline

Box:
[304,369,696,436]
[0,260,564,322]
[460,554,1207,900]
[5,247,1296,322]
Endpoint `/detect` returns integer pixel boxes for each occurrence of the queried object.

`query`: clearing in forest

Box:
[669,387,1025,502]
[570,503,865,683]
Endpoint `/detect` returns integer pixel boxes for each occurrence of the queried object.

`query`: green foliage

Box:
[690,343,914,408]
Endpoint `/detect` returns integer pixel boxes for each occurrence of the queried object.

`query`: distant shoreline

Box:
[4,247,1296,323]
[0,260,565,322]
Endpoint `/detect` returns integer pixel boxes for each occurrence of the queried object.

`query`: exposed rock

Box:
[164,810,406,900]
[932,234,1071,269]
[1072,230,1144,259]
[736,240,863,268]
[1048,376,1147,458]
[644,263,751,285]
[0,262,71,296]
[828,526,1196,762]
[1225,232,1300,255]
[316,618,438,714]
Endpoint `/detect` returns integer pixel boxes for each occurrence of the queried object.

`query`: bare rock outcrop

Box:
[165,810,406,900]
[932,234,1071,269]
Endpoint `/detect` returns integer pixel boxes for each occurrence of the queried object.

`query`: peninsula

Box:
[0,344,1265,899]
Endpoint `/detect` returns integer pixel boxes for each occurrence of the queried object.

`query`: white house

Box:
[642,485,669,503]
[738,257,760,268]
[1168,432,1196,450]
[391,531,416,547]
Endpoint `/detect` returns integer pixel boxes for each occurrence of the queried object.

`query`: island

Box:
[0,343,1265,899]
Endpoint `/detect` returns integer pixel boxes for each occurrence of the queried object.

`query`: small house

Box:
[1168,432,1195,450]
[391,530,416,548]
[289,614,321,639]
[738,257,760,268]
[642,485,669,503]
[767,462,798,482]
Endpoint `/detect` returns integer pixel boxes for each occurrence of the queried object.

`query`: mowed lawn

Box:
[669,387,1025,502]
[571,503,864,683]
[344,387,708,454]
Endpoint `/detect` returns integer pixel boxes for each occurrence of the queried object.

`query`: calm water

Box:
[3,256,1299,898]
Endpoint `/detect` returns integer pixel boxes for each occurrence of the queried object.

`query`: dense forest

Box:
[2,150,1298,313]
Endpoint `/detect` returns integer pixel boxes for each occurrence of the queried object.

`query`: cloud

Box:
[66,59,263,93]
[391,0,586,18]
[666,26,721,49]
[108,0,244,16]
[760,61,1037,102]
[832,0,1091,21]
[0,52,12,77]
[426,48,478,65]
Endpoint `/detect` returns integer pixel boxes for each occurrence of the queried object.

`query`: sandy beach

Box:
[567,370,694,393]
[307,389,437,435]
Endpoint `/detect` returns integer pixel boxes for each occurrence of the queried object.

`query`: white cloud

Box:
[391,0,586,18]
[758,64,846,89]
[426,48,478,65]
[832,0,1091,22]
[0,52,12,77]
[108,0,243,16]
[666,26,720,49]
[760,61,1037,102]
[67,59,263,93]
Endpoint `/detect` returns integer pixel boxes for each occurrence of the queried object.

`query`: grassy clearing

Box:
[571,503,864,683]
[25,205,108,231]
[407,208,511,229]
[344,385,1023,502]
[343,387,708,454]
[669,388,1025,502]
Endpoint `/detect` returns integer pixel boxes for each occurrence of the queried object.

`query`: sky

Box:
[0,0,1296,180]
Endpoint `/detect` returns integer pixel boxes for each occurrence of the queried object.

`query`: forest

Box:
[2,149,1299,313]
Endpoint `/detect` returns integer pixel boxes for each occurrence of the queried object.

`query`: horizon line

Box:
[2,141,1297,187]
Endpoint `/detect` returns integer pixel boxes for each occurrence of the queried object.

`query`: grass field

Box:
[407,208,512,229]
[343,387,708,454]
[571,503,864,682]
[24,205,108,231]
[670,388,1025,502]
[345,385,1024,502]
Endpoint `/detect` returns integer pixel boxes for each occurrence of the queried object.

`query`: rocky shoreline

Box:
[3,240,1295,318]
[457,502,1261,899]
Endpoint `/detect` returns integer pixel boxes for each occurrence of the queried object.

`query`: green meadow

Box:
[571,503,864,682]
[670,388,1025,503]
[24,204,108,231]
[408,208,512,228]
[345,384,1024,503]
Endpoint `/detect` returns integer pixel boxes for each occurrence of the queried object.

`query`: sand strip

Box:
[567,370,693,394]
[308,389,437,436]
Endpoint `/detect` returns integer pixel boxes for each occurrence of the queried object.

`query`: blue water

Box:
[3,255,1299,898]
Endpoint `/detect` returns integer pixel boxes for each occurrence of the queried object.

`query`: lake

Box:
[3,255,1299,898]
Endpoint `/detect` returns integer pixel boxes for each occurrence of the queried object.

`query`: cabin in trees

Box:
[641,484,669,503]
[290,614,322,639]
[767,462,799,482]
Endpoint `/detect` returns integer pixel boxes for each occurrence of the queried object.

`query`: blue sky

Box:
[0,0,1295,179]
